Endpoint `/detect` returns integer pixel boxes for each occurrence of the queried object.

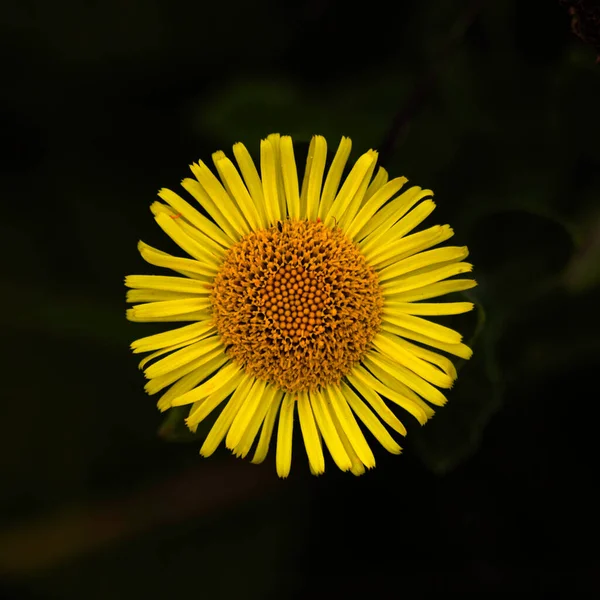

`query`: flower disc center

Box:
[211,219,383,392]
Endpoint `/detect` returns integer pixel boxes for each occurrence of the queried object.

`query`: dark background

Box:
[2,0,600,597]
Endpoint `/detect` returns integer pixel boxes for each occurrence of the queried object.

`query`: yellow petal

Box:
[171,216,226,260]
[345,372,407,436]
[310,389,352,471]
[362,166,389,204]
[157,188,230,252]
[324,152,375,227]
[340,381,402,455]
[137,335,208,371]
[327,399,366,476]
[233,384,279,458]
[327,386,375,469]
[180,177,240,243]
[190,161,249,236]
[376,332,458,383]
[297,391,325,475]
[260,138,281,226]
[213,155,261,232]
[338,150,378,231]
[385,278,477,302]
[368,346,448,407]
[374,225,455,271]
[128,297,211,320]
[372,332,454,389]
[153,212,221,268]
[276,393,295,478]
[126,308,211,323]
[379,320,473,360]
[377,246,469,283]
[171,361,242,407]
[159,353,231,414]
[280,136,301,220]
[126,289,197,303]
[144,335,223,379]
[383,301,474,316]
[145,348,225,396]
[303,135,327,221]
[267,134,288,219]
[226,378,267,450]
[232,141,268,229]
[363,355,436,418]
[363,200,437,263]
[251,390,284,464]
[199,373,255,457]
[394,338,458,381]
[350,364,430,425]
[185,367,245,429]
[382,311,462,345]
[345,176,408,240]
[382,262,473,296]
[125,275,212,295]
[357,186,432,242]
[317,136,352,219]
[131,321,215,354]
[137,241,217,279]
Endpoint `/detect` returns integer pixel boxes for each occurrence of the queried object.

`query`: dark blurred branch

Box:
[0,462,275,575]
[560,0,600,61]
[379,0,483,167]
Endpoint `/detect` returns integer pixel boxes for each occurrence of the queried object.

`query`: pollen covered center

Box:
[211,219,383,392]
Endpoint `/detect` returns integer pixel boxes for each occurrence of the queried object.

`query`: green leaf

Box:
[409,209,576,474]
[190,73,413,153]
[467,209,574,309]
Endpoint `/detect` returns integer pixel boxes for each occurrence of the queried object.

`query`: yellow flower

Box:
[125,134,476,477]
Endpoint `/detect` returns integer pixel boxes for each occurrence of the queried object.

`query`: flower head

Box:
[125,134,476,477]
